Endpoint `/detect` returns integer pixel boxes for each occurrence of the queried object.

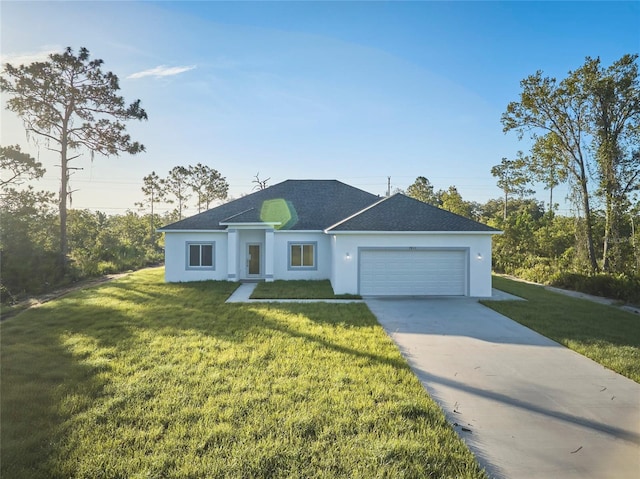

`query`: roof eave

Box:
[157,228,226,233]
[325,230,502,235]
[218,221,282,227]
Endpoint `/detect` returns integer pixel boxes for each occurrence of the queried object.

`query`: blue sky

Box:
[1,1,638,214]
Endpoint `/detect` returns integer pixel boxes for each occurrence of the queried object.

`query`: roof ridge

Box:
[220,207,255,222]
[324,194,392,232]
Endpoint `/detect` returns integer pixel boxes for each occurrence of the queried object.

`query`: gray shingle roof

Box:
[326,193,499,232]
[159,180,380,231]
[159,181,498,233]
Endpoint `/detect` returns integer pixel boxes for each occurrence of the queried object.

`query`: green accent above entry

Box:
[260,198,299,230]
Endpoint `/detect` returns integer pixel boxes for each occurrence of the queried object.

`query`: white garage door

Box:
[359,249,467,296]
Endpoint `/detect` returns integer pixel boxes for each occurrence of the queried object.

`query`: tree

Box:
[163,166,191,220]
[0,145,45,187]
[490,155,533,221]
[406,176,439,206]
[439,186,474,218]
[577,55,640,271]
[67,209,104,275]
[66,209,163,277]
[527,134,568,215]
[0,187,59,299]
[0,47,147,270]
[502,62,598,271]
[187,163,229,212]
[252,172,270,191]
[630,196,640,273]
[137,171,165,245]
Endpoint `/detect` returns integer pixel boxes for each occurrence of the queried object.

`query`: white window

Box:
[288,242,316,270]
[187,242,215,269]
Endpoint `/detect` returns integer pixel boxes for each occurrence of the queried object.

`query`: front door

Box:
[247,244,261,277]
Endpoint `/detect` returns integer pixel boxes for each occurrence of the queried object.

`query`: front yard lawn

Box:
[485,276,640,383]
[1,268,485,478]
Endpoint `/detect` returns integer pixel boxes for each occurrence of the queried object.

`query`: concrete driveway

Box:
[365,296,640,479]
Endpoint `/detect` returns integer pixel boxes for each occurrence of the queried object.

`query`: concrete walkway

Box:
[226,284,519,304]
[225,282,365,304]
[365,297,640,479]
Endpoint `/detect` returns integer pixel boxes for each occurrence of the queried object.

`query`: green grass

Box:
[251,279,361,300]
[1,268,485,478]
[485,276,640,383]
[0,301,28,319]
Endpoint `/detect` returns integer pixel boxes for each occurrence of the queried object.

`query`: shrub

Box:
[96,261,118,275]
[550,272,640,305]
[511,256,566,284]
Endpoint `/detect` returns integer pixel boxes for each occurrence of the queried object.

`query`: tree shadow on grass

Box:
[1,298,249,478]
[1,317,110,478]
[245,303,409,371]
[1,278,433,478]
[41,279,401,370]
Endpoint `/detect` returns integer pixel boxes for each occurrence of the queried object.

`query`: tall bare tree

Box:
[0,47,147,269]
[252,172,270,191]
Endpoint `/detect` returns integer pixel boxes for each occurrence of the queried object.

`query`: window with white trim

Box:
[187,242,215,269]
[288,242,316,270]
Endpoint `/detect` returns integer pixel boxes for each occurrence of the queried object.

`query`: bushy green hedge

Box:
[493,252,640,305]
[68,248,163,279]
[550,272,640,305]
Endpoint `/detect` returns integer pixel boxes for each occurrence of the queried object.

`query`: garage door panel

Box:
[359,249,467,296]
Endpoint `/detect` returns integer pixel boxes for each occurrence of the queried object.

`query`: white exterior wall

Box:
[165,229,494,295]
[164,231,228,282]
[164,229,331,283]
[330,233,494,297]
[273,232,331,280]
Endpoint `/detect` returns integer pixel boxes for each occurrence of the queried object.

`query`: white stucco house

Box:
[158,180,501,297]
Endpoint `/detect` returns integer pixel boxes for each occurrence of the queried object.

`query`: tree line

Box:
[0,143,157,301]
[403,175,639,304]
[403,54,639,302]
[137,165,229,245]
[0,145,231,302]
[1,47,638,304]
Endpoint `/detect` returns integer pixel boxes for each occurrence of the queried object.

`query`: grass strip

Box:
[484,276,640,383]
[2,268,485,478]
[251,279,361,300]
